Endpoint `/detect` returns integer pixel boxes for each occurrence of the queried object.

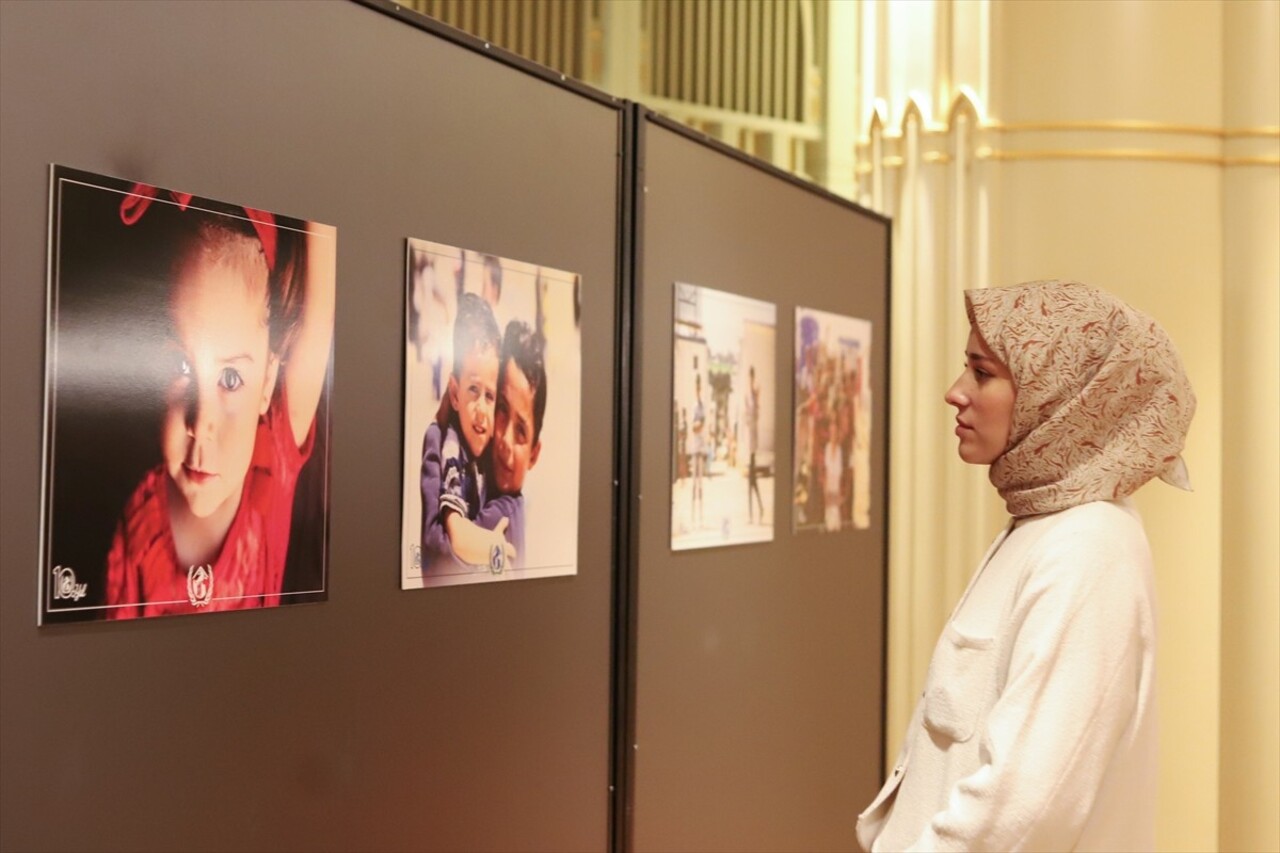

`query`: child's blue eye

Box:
[219,367,244,392]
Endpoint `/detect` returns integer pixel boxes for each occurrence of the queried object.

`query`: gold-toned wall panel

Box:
[404,0,824,177]
[641,0,809,122]
[406,0,587,79]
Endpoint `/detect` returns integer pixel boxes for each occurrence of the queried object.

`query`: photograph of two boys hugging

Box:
[420,292,547,575]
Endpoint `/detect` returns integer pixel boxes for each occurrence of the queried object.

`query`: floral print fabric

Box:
[966,280,1196,518]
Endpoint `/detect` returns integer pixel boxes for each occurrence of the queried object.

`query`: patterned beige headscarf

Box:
[965,280,1196,517]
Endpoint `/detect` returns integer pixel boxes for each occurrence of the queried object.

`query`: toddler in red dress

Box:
[104,186,334,618]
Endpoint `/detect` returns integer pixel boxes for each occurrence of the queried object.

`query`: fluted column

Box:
[856,6,1007,774]
[985,2,1227,849]
[812,0,859,199]
[1219,3,1280,852]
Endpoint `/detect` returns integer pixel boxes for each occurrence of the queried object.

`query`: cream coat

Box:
[858,498,1158,852]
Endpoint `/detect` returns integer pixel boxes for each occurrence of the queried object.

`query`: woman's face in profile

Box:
[944,326,1015,465]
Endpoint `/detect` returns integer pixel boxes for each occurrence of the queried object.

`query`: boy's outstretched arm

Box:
[285,222,337,447]
[445,514,516,569]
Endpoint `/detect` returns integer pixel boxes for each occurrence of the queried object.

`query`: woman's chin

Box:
[955,442,996,466]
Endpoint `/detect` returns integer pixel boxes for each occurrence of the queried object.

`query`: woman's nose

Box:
[944,378,968,408]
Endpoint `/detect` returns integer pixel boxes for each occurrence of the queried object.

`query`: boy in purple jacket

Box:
[423,315,546,573]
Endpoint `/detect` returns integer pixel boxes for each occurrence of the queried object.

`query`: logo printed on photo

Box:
[489,544,505,575]
[186,564,214,607]
[51,566,88,601]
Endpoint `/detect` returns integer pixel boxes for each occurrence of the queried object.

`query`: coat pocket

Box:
[922,624,997,744]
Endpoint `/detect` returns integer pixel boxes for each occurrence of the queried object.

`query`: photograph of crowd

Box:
[401,239,581,588]
[671,282,776,551]
[793,307,873,533]
[40,166,335,623]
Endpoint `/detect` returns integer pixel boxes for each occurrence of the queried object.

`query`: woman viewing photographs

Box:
[857,280,1196,851]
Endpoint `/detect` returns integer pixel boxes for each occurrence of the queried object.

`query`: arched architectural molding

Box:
[874,89,991,758]
[865,103,887,212]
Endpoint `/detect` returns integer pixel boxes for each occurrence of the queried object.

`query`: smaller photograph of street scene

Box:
[671,281,776,551]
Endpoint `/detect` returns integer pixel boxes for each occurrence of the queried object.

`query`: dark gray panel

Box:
[630,119,889,852]
[0,2,618,850]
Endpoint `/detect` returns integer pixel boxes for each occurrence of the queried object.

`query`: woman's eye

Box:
[219,367,244,391]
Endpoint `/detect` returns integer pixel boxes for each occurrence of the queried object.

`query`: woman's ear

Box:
[260,355,281,416]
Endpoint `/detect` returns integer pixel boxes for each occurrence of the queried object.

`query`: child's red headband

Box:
[119,183,278,271]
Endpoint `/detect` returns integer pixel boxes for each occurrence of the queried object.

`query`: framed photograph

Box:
[671,282,777,551]
[793,306,873,533]
[40,166,335,623]
[401,239,581,588]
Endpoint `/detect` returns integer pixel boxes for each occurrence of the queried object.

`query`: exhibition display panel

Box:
[624,112,891,852]
[0,3,890,851]
[2,2,620,850]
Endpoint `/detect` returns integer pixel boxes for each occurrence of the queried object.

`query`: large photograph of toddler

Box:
[671,282,777,551]
[793,307,873,533]
[401,239,581,588]
[39,166,335,624]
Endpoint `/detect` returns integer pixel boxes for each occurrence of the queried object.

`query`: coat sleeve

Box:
[475,494,519,541]
[420,423,455,563]
[907,517,1151,852]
